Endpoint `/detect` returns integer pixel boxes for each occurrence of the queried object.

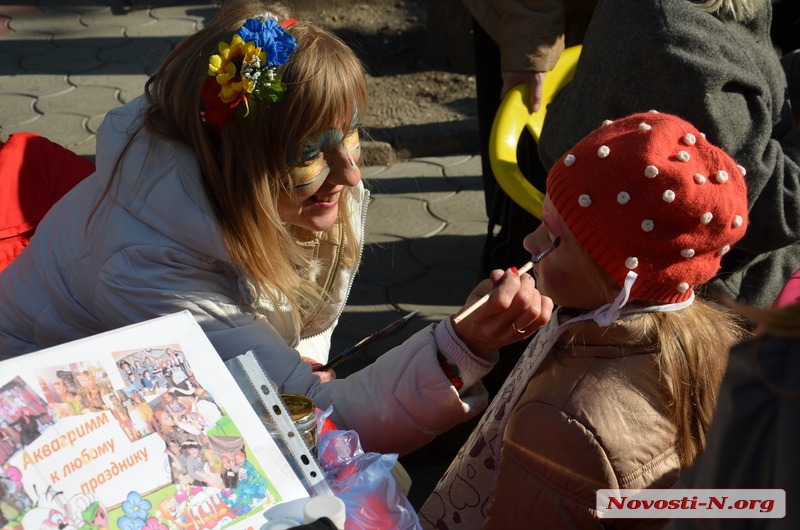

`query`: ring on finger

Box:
[512,322,529,335]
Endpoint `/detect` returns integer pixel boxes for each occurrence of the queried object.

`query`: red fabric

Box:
[0,132,95,271]
[317,408,338,436]
[436,351,463,391]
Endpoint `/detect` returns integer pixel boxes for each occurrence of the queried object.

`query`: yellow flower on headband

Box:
[207,34,267,103]
[201,16,297,127]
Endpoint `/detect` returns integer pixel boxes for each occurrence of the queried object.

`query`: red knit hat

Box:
[547,111,749,304]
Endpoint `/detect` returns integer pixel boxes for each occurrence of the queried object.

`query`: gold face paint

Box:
[290,129,360,189]
[343,129,361,163]
[291,154,331,190]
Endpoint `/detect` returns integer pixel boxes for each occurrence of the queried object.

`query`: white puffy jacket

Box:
[0,97,495,455]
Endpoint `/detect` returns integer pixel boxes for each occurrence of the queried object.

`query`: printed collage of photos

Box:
[0,343,286,529]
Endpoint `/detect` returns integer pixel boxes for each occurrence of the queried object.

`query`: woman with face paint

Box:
[0,0,548,457]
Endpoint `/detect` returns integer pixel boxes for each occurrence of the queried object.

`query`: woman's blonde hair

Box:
[124,1,367,327]
[694,0,769,22]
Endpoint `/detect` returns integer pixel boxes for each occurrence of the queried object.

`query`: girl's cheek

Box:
[535,259,571,299]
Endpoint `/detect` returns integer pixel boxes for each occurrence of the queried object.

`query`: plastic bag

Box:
[315,407,421,530]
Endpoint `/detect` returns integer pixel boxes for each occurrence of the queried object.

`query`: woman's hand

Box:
[452,268,553,359]
[301,356,336,383]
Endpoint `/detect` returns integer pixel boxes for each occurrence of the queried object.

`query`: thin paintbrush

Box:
[319,310,418,371]
[452,237,561,324]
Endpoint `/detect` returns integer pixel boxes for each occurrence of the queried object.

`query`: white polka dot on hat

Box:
[546,111,749,304]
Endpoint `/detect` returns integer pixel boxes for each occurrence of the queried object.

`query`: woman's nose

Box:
[328,145,361,187]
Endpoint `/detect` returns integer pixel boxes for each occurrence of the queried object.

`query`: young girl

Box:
[420,111,752,528]
[0,0,546,457]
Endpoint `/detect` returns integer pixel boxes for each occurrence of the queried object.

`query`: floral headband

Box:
[201,13,298,127]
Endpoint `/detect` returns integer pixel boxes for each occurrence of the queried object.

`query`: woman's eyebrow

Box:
[319,128,345,146]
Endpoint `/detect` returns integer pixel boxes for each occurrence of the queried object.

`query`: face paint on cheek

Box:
[291,158,331,189]
[536,261,573,299]
[290,121,360,188]
[546,265,572,285]
[290,127,352,187]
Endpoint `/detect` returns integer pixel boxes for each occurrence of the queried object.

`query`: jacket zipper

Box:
[301,187,370,340]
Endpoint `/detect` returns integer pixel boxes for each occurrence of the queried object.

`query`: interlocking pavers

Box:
[125,18,201,37]
[1,37,56,60]
[365,194,446,241]
[356,236,430,286]
[409,221,487,269]
[0,92,39,126]
[23,44,105,75]
[364,158,460,196]
[35,84,122,117]
[390,262,480,316]
[69,68,149,105]
[2,111,94,150]
[148,5,215,25]
[426,185,486,222]
[0,53,25,75]
[39,0,115,13]
[440,154,482,176]
[78,7,155,28]
[95,37,177,71]
[8,7,87,35]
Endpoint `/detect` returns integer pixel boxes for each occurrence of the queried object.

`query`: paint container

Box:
[261,393,318,455]
[261,518,300,530]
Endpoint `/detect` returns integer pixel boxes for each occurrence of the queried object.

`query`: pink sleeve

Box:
[772,268,800,308]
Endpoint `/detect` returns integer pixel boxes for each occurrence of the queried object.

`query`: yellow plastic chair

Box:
[488,45,582,219]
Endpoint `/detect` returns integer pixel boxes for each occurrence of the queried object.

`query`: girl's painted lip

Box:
[531,237,561,264]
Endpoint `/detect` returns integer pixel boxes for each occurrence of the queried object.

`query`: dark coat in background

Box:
[664,331,800,530]
[539,0,800,308]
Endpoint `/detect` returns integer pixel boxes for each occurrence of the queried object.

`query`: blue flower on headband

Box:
[203,15,298,127]
[237,18,297,66]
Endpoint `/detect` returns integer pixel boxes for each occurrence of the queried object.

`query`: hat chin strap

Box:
[593,271,637,327]
[583,271,696,328]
